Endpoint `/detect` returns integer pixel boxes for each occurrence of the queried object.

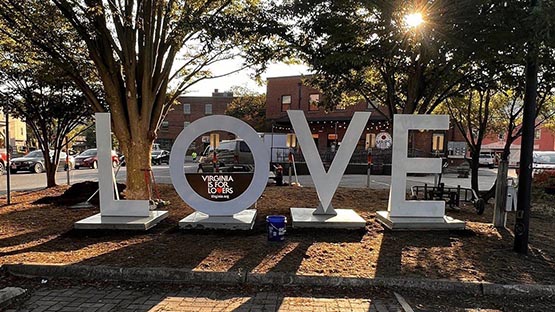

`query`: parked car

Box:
[0,148,8,174]
[197,139,254,173]
[151,150,170,165]
[533,151,555,170]
[9,150,74,174]
[478,152,495,168]
[74,148,119,169]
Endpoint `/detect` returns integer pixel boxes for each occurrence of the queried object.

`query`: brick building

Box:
[265,75,469,173]
[156,89,235,152]
[482,126,555,152]
[266,75,390,152]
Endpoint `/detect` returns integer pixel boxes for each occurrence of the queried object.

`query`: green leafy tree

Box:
[0,50,92,187]
[273,0,501,119]
[225,87,268,131]
[0,0,280,199]
[443,89,498,194]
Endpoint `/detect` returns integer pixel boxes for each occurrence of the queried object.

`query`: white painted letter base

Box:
[75,113,168,230]
[288,110,368,229]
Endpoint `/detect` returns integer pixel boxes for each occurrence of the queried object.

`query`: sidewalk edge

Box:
[3,263,554,297]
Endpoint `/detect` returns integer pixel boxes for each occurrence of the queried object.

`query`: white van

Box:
[478,152,495,168]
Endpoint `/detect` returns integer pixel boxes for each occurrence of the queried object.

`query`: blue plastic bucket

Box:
[266,215,287,242]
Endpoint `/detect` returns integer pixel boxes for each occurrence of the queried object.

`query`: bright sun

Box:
[405,12,424,28]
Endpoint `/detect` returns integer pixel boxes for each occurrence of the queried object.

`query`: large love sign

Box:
[75,112,464,231]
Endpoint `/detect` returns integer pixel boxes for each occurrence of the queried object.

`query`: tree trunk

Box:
[493,159,509,227]
[41,150,57,188]
[470,155,480,193]
[45,163,57,188]
[124,139,153,200]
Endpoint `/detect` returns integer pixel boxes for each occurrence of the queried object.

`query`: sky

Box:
[183,62,311,96]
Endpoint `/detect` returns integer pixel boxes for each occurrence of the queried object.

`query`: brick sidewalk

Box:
[6,285,405,312]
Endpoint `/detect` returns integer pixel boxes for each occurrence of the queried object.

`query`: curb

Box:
[0,287,27,308]
[3,264,555,298]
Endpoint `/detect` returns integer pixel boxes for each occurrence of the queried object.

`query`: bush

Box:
[533,170,555,189]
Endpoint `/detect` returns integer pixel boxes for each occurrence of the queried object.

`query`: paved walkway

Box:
[6,285,405,312]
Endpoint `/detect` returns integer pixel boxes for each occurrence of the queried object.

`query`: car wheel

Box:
[10,169,17,174]
[33,163,44,173]
[91,160,98,169]
[75,165,80,170]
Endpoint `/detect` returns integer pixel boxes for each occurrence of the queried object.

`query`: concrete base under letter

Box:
[290,208,366,229]
[74,211,168,230]
[376,211,465,230]
[179,210,257,230]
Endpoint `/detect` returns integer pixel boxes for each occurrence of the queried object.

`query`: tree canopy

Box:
[0,0,283,199]
[225,87,268,131]
[0,29,92,186]
[271,0,555,120]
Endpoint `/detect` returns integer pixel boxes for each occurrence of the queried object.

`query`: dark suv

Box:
[197,139,254,173]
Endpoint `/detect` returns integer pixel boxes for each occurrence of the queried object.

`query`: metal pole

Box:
[289,147,293,186]
[366,150,372,188]
[5,105,11,205]
[66,136,70,185]
[270,123,274,164]
[514,0,539,254]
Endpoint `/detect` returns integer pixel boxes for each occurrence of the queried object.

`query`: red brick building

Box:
[265,75,468,160]
[266,75,390,153]
[156,89,235,151]
[482,127,555,152]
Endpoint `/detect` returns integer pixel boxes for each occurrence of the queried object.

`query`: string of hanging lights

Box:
[273,120,391,132]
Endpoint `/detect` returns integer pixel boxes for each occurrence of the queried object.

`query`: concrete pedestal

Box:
[74,211,168,230]
[376,211,465,230]
[179,210,257,230]
[290,208,366,229]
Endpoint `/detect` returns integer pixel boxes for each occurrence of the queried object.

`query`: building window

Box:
[161,121,169,131]
[281,95,291,111]
[183,103,191,115]
[432,133,445,152]
[535,129,541,140]
[184,121,191,128]
[309,94,320,111]
[205,104,212,115]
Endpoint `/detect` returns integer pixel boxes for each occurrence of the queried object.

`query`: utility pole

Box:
[5,101,11,205]
[514,0,539,254]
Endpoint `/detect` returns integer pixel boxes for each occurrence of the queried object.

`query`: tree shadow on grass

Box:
[374,219,555,284]
[374,229,454,279]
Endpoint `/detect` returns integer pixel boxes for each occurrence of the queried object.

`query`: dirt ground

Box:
[1,182,555,285]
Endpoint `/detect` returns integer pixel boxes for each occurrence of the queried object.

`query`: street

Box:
[0,161,513,195]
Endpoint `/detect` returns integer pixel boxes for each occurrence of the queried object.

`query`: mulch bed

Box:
[1,182,555,285]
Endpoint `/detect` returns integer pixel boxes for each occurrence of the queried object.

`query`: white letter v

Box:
[288,110,371,214]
